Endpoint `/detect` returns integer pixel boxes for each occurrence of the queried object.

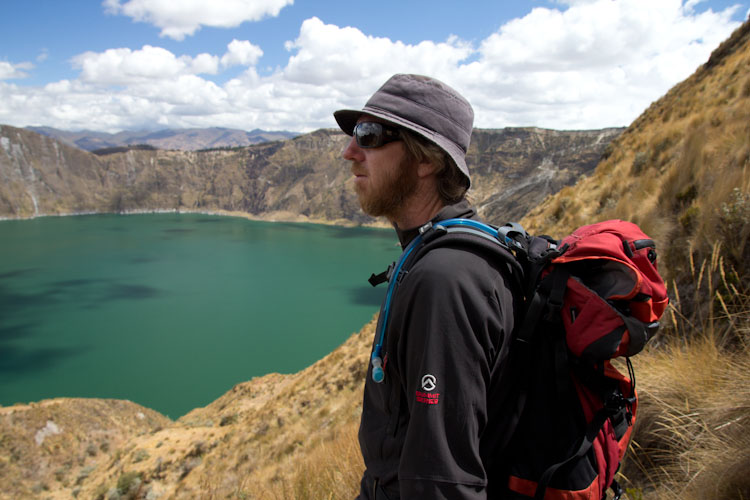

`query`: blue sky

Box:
[1,0,748,133]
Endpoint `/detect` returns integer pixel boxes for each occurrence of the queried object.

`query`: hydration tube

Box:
[370,218,505,383]
[370,230,423,383]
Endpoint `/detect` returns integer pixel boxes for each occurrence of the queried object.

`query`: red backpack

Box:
[369,218,668,499]
[501,219,668,500]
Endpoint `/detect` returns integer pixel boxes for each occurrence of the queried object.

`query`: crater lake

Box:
[0,214,400,418]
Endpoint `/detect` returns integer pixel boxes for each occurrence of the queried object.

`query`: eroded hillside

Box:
[522,19,750,288]
[0,126,621,226]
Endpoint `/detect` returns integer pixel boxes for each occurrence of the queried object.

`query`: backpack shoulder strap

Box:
[416,219,526,289]
[368,218,526,383]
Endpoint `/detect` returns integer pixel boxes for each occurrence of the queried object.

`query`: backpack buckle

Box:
[419,222,448,244]
[604,392,629,415]
[498,222,529,251]
[368,262,395,287]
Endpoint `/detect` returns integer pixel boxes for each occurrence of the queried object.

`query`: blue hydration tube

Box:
[369,232,421,383]
[370,218,503,383]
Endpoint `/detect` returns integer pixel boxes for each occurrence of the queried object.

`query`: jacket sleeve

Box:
[390,247,515,499]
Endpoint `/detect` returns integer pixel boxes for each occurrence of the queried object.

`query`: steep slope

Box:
[1,125,621,226]
[468,127,622,223]
[522,19,750,287]
[0,399,170,499]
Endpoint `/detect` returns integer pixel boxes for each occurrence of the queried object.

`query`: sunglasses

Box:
[353,121,402,148]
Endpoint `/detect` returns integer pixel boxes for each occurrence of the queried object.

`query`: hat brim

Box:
[333,106,470,187]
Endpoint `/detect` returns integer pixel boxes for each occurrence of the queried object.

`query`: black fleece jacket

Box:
[357,200,517,500]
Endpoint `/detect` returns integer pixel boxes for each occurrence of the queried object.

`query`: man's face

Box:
[342,117,418,219]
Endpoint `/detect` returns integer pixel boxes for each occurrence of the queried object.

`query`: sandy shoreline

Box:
[0,208,392,230]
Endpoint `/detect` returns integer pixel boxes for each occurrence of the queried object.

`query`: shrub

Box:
[116,471,142,497]
[631,151,649,174]
[718,187,750,271]
[133,449,149,463]
[742,76,750,97]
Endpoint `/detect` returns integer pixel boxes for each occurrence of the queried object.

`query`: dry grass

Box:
[263,420,364,500]
[625,334,750,500]
[622,253,750,499]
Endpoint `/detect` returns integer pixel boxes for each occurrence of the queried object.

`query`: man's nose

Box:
[342,136,364,162]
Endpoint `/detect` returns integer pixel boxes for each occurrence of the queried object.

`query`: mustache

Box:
[350,162,366,176]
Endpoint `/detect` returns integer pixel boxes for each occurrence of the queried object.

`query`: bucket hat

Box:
[334,74,474,185]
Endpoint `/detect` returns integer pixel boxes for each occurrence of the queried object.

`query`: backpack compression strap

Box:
[368,218,522,383]
[526,269,631,500]
[534,398,626,500]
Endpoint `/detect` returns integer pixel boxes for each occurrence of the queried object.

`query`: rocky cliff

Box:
[1,125,622,226]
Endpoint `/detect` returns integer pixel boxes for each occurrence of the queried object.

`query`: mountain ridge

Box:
[25,126,300,152]
[1,124,623,228]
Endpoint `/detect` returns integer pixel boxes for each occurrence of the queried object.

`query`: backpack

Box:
[368,218,669,500]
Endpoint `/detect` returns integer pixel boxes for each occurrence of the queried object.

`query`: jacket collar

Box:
[394,199,477,249]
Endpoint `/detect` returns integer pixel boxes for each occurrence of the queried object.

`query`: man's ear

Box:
[416,160,438,178]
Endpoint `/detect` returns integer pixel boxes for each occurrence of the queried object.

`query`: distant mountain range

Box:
[26,126,300,152]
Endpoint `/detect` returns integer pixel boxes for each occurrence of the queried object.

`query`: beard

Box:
[354,156,419,219]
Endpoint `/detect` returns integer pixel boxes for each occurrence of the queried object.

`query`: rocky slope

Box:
[0,398,170,499]
[1,125,621,227]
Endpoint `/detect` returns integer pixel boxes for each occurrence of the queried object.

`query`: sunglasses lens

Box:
[355,122,384,148]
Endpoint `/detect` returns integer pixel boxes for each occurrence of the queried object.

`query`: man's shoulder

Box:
[408,244,512,287]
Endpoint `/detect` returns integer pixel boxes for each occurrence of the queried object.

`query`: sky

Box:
[0,0,748,134]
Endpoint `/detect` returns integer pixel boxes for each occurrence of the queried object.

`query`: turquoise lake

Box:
[0,214,400,418]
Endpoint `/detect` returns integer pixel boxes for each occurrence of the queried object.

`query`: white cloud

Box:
[71,45,221,85]
[0,61,33,80]
[221,39,264,68]
[451,0,743,129]
[283,18,473,87]
[103,0,294,40]
[1,1,746,133]
[190,53,221,75]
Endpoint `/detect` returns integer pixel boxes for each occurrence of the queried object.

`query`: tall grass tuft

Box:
[622,246,750,499]
[266,420,363,500]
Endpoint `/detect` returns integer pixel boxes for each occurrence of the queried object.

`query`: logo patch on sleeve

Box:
[416,374,440,404]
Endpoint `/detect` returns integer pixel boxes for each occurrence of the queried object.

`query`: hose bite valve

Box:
[371,352,384,383]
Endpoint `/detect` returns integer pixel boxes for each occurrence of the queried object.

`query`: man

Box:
[334,74,517,499]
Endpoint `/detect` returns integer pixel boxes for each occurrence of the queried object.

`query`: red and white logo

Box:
[416,374,440,405]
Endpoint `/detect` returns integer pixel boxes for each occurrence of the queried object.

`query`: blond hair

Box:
[400,130,469,204]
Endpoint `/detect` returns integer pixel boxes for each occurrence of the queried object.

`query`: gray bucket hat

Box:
[334,74,474,186]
